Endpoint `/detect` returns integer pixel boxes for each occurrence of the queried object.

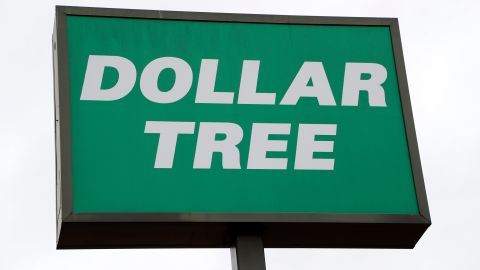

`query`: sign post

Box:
[53,6,430,252]
[231,234,266,270]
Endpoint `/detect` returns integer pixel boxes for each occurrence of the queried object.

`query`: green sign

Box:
[54,6,430,249]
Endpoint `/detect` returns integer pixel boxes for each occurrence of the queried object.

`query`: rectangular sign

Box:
[54,6,430,249]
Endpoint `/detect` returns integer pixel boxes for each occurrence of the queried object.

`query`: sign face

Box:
[54,6,430,249]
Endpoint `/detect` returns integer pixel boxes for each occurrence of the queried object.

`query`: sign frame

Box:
[53,5,430,249]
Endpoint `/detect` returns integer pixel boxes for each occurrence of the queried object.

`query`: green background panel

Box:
[67,15,418,214]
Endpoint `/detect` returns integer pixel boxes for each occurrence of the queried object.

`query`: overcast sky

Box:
[1,0,479,269]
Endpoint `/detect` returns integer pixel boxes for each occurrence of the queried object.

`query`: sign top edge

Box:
[55,5,398,26]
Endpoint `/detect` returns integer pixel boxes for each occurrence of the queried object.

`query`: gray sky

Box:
[1,0,479,269]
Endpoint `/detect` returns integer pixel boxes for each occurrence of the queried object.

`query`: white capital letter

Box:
[247,123,290,170]
[238,60,276,105]
[140,57,193,103]
[280,62,336,106]
[295,124,336,170]
[81,55,136,101]
[145,121,195,168]
[193,122,243,169]
[195,59,234,104]
[341,63,387,107]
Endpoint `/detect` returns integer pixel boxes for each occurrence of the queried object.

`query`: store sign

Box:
[54,6,430,249]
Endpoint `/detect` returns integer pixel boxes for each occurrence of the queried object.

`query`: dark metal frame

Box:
[53,5,430,249]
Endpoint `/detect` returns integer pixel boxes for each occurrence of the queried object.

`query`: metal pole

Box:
[231,234,266,270]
